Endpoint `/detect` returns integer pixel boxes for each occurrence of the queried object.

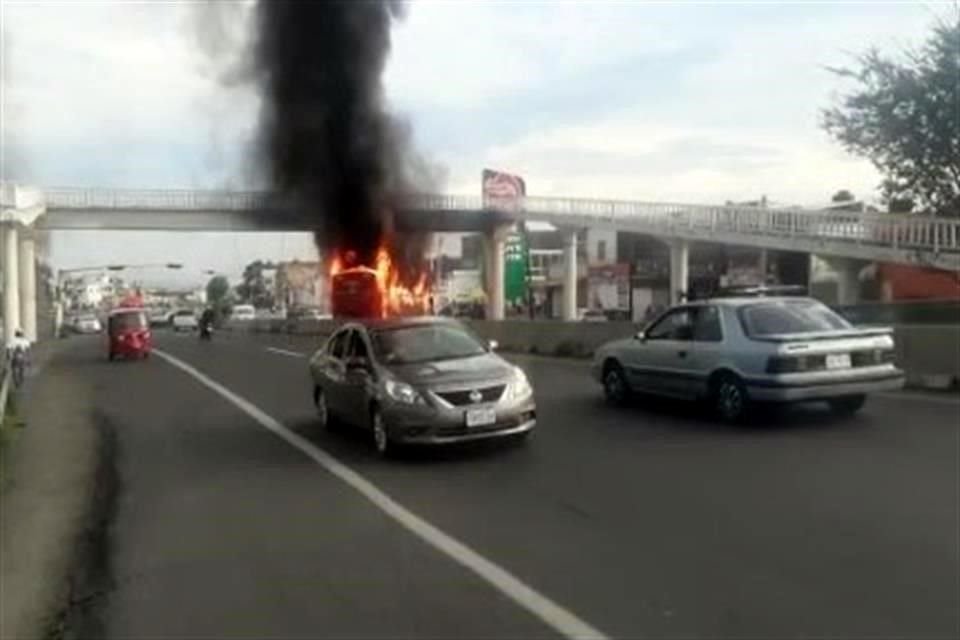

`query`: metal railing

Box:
[40,186,960,260]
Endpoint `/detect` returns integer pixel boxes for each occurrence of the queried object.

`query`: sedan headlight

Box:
[505,366,533,401]
[384,379,425,405]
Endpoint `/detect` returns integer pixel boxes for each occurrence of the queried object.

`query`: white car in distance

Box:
[171,310,199,332]
[232,304,256,321]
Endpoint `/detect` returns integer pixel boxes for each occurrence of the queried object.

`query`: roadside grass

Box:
[1,392,27,489]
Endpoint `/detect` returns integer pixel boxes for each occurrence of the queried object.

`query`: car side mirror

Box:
[634,331,647,343]
[488,339,499,351]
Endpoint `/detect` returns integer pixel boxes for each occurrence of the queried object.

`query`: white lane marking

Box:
[265,347,307,358]
[153,348,608,640]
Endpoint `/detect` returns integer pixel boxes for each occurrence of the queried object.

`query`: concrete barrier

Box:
[236,317,959,390]
[891,324,960,389]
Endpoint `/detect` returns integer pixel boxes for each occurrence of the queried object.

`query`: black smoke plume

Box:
[253,0,428,276]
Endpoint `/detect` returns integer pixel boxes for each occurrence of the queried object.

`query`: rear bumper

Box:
[747,372,905,402]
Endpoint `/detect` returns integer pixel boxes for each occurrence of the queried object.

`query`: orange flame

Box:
[329,245,431,318]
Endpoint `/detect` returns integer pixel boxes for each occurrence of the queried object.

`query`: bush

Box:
[554,340,581,358]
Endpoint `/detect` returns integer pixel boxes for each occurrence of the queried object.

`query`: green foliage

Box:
[822,16,960,216]
[831,189,855,203]
[207,276,230,307]
[236,260,276,309]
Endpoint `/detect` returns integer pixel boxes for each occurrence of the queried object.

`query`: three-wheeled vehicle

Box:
[107,307,152,361]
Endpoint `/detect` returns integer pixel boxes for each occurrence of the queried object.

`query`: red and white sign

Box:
[482,169,526,211]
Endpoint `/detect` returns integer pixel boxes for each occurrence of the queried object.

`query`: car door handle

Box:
[677,350,687,358]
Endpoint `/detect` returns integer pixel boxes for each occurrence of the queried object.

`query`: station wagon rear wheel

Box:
[714,374,749,423]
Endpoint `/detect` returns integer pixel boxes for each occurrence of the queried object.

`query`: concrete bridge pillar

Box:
[562,229,578,321]
[758,248,769,283]
[18,232,37,342]
[485,224,511,321]
[834,258,861,306]
[3,223,20,344]
[669,239,689,306]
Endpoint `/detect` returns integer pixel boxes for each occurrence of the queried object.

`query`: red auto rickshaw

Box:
[107,307,152,361]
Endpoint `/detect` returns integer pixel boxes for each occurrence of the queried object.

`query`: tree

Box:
[236,260,275,308]
[206,275,230,306]
[831,189,855,203]
[822,15,960,216]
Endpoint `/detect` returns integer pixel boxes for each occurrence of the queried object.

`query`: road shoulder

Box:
[0,341,101,640]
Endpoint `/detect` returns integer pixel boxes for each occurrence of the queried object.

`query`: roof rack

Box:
[713,284,808,298]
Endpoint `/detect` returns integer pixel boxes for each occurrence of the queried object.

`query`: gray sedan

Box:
[593,296,905,422]
[309,317,536,456]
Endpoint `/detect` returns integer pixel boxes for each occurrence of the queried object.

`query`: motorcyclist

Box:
[199,307,215,338]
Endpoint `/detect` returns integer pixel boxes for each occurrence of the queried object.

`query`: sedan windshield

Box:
[740,301,852,336]
[372,324,487,365]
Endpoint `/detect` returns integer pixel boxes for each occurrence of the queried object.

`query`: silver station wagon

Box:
[593,296,905,421]
[310,317,537,455]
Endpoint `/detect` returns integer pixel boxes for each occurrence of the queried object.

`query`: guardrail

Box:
[39,187,960,262]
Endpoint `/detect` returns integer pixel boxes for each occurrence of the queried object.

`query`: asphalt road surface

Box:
[55,331,959,639]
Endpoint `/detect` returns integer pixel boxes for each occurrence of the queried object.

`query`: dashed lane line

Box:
[154,348,609,640]
[264,347,307,358]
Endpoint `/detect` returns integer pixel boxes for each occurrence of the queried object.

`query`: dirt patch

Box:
[46,413,120,640]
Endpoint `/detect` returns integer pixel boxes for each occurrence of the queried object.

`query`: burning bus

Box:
[329,247,431,319]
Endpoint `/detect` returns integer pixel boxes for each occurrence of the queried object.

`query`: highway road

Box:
[54,331,958,639]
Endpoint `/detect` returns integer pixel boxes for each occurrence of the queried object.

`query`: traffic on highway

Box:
[2,1,958,640]
[33,320,956,640]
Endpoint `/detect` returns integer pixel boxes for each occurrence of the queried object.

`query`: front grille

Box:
[436,384,506,406]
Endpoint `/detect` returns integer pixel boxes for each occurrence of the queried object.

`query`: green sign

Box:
[504,231,528,303]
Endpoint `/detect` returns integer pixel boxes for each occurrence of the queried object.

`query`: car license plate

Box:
[465,407,496,428]
[826,353,852,369]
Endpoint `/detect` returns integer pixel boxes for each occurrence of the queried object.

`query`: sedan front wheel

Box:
[314,386,330,428]
[371,407,391,457]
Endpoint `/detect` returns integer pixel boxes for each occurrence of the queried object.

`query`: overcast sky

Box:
[1,0,944,286]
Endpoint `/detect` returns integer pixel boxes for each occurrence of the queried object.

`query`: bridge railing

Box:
[41,187,960,257]
[44,187,273,211]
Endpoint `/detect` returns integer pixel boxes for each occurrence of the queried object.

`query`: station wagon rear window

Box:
[739,301,851,336]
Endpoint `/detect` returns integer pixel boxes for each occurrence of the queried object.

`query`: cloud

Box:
[1,0,946,272]
[3,2,257,185]
[385,1,687,111]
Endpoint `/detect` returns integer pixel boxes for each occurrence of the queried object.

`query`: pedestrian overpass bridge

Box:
[4,183,958,338]
[32,186,960,271]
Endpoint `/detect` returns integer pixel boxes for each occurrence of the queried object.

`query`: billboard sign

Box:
[482,168,526,212]
[588,263,630,310]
